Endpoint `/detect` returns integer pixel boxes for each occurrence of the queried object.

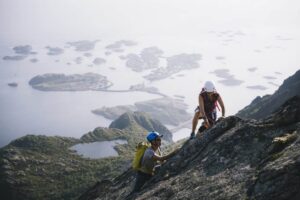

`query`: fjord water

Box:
[1,33,299,148]
[0,55,161,147]
[70,140,128,159]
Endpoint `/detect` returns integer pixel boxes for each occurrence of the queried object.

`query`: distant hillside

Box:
[0,111,172,200]
[79,96,300,200]
[237,70,300,119]
[92,97,192,126]
[109,111,173,142]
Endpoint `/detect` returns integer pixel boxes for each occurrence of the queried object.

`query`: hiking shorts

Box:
[194,106,217,121]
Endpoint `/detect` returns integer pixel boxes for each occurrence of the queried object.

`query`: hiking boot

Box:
[190,132,195,139]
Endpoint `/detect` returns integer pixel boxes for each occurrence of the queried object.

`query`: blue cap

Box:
[146,131,163,142]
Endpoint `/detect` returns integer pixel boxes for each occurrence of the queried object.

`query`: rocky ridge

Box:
[237,69,300,119]
[79,96,300,200]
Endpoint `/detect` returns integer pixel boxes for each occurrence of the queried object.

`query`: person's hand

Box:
[204,118,210,128]
[217,116,225,123]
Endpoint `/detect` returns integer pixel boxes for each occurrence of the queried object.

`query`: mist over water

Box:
[0,0,299,147]
[0,80,160,147]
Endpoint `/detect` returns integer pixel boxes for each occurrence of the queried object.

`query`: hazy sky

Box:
[0,0,300,146]
[1,0,299,43]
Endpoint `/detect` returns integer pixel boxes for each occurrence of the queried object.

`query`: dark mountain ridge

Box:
[237,69,300,119]
[80,95,300,200]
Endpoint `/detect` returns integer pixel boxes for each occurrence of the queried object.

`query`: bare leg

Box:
[191,112,202,139]
[192,112,199,133]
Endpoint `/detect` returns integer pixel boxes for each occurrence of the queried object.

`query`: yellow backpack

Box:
[132,142,150,171]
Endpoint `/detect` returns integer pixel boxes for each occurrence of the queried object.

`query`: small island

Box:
[2,45,37,61]
[29,72,113,91]
[144,53,202,81]
[67,40,99,51]
[125,46,163,72]
[92,97,192,126]
[45,46,64,56]
[246,85,268,90]
[210,69,244,86]
[8,82,18,87]
[129,83,166,96]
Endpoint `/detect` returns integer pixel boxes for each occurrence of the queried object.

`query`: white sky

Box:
[0,0,300,108]
[0,0,300,145]
[0,0,300,43]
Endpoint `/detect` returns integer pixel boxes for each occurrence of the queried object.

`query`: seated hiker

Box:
[132,131,178,193]
[190,81,225,139]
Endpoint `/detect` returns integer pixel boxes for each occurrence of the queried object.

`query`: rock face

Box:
[0,112,172,200]
[79,96,300,200]
[237,70,300,119]
[29,72,113,91]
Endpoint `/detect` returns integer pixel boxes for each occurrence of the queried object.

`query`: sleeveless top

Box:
[200,91,219,124]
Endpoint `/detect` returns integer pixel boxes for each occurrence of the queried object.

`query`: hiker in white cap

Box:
[190,81,225,139]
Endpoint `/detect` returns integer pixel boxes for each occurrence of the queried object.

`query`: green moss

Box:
[0,135,132,200]
[270,132,298,154]
[272,132,297,145]
[269,152,284,162]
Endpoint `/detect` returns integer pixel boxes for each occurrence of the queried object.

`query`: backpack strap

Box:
[215,101,220,111]
[157,147,162,156]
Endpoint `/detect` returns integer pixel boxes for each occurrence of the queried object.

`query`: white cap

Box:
[204,81,215,92]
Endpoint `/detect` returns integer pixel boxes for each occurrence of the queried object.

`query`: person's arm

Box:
[199,94,210,126]
[217,95,225,117]
[152,149,179,162]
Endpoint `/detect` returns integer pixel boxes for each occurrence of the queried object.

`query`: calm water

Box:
[0,86,158,147]
[1,34,299,148]
[0,56,160,147]
[172,128,191,141]
[0,45,163,147]
[70,139,128,159]
[1,0,300,149]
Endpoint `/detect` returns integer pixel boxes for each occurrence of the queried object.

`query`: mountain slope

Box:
[236,69,300,119]
[79,96,300,200]
[109,111,173,142]
[0,112,172,200]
